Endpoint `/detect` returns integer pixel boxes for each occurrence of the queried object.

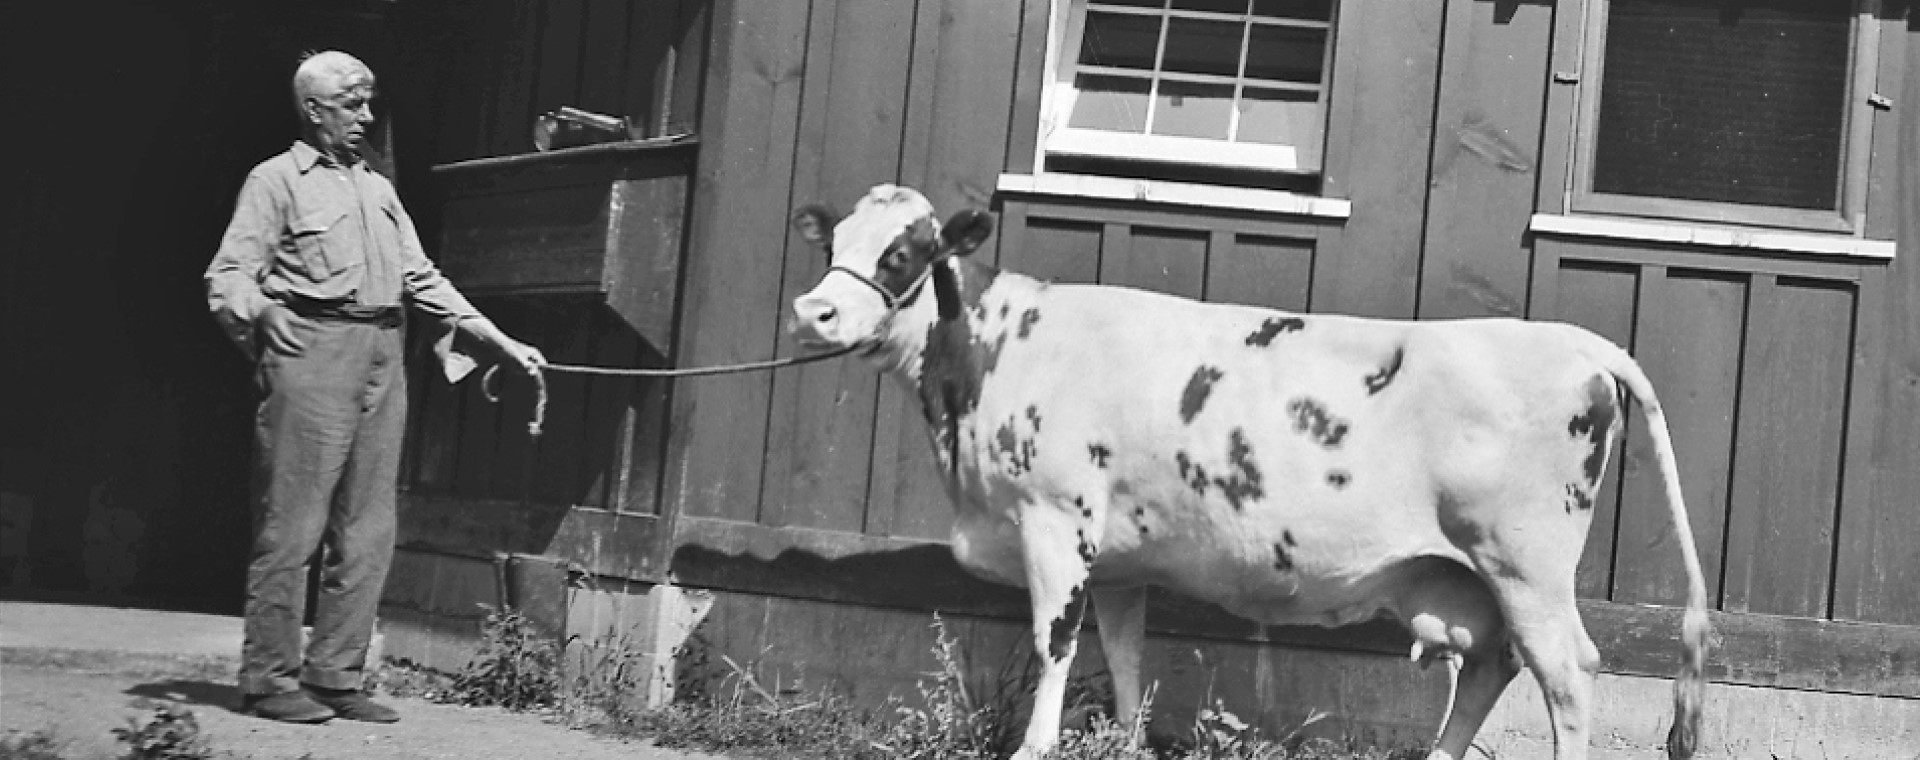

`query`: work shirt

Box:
[206,140,484,381]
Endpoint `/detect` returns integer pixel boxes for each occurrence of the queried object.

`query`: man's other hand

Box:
[261,304,314,356]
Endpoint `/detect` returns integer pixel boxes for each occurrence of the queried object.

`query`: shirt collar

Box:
[292,139,362,174]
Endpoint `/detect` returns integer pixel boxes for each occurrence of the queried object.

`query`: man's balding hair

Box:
[292,50,375,117]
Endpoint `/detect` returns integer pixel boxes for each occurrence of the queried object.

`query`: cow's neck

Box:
[872,256,1011,473]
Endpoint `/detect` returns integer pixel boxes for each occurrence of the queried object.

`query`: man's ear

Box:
[939,209,994,257]
[791,205,837,248]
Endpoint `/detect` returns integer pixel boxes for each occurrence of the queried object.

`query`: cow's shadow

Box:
[124,679,239,712]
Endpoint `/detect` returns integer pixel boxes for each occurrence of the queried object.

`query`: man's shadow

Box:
[124,680,241,712]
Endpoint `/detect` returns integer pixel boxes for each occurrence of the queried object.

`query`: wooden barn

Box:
[5,0,1919,755]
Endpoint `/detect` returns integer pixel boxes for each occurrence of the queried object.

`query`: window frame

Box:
[1564,0,1886,234]
[1036,0,1339,177]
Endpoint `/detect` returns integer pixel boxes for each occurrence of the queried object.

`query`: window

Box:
[1038,0,1337,184]
[1568,0,1889,233]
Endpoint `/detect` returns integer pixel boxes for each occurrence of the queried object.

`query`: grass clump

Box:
[112,705,211,760]
[0,731,65,760]
[395,599,1419,760]
[444,605,562,710]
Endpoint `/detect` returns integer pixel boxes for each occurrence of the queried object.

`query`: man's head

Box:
[293,51,376,162]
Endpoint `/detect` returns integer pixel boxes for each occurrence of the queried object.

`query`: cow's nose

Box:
[792,295,838,339]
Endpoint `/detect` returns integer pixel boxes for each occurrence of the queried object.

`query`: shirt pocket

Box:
[285,210,351,277]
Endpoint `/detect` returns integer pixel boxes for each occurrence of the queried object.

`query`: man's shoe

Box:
[305,687,400,723]
[242,691,336,723]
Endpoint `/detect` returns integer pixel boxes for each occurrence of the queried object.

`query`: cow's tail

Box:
[1597,342,1710,760]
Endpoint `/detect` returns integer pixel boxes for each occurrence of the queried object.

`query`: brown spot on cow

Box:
[1180,365,1225,424]
[1245,316,1306,347]
[1048,585,1089,661]
[1287,398,1350,448]
[1174,451,1209,496]
[1567,375,1618,484]
[1212,429,1265,511]
[1364,347,1405,395]
[1088,443,1113,468]
[1564,483,1594,513]
[1018,308,1042,338]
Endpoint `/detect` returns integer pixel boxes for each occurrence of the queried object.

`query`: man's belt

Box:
[283,298,405,328]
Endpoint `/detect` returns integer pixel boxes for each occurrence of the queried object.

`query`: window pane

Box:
[1172,0,1249,13]
[1252,0,1333,20]
[1081,11,1162,71]
[1152,80,1234,139]
[1069,74,1153,133]
[1162,18,1245,76]
[1245,25,1327,83]
[1094,0,1166,7]
[1592,0,1850,210]
[1238,86,1320,162]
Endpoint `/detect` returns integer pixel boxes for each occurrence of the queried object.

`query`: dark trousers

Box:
[241,317,406,696]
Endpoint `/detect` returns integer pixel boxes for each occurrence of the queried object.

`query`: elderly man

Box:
[205,50,543,724]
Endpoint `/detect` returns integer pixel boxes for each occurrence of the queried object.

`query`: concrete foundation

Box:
[376,557,1920,758]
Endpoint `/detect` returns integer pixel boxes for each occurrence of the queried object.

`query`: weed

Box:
[0,731,64,760]
[111,705,211,760]
[365,657,456,701]
[446,604,562,710]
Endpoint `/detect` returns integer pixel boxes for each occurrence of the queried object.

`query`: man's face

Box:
[307,72,375,159]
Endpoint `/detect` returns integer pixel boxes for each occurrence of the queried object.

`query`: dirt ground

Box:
[0,650,721,760]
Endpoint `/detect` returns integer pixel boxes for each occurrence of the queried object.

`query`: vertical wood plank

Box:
[577,0,631,116]
[1207,233,1313,311]
[1723,276,1854,617]
[620,0,673,136]
[1416,0,1556,320]
[1613,266,1743,608]
[525,301,597,507]
[665,0,712,137]
[663,0,812,524]
[486,300,541,501]
[1102,225,1205,299]
[1532,0,1585,214]
[1547,252,1638,599]
[1830,11,1920,627]
[1002,0,1051,174]
[760,0,918,533]
[1309,0,1442,320]
[869,0,1025,542]
[481,0,543,156]
[1863,17,1906,241]
[532,0,587,115]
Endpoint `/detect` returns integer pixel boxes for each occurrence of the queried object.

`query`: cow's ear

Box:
[940,209,994,257]
[792,205,836,248]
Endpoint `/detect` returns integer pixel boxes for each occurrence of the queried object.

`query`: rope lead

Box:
[481,342,863,438]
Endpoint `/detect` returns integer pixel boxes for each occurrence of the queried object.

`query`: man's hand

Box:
[260,304,314,356]
[461,317,546,375]
[497,336,547,376]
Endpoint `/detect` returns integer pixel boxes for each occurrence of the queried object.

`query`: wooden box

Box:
[431,136,696,352]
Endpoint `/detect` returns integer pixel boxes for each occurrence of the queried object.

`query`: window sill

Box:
[995,172,1351,220]
[1529,214,1895,260]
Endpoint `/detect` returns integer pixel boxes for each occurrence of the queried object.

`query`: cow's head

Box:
[789,184,993,349]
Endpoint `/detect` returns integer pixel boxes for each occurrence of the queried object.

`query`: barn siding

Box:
[384,0,1920,705]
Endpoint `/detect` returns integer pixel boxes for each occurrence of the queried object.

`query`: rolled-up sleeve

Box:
[390,195,488,383]
[205,172,282,354]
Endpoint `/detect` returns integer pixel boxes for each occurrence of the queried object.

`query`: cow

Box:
[786,184,1710,760]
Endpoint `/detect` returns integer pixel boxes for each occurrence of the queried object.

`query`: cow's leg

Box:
[1090,585,1148,732]
[1011,504,1096,760]
[1428,642,1521,760]
[1481,572,1599,760]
